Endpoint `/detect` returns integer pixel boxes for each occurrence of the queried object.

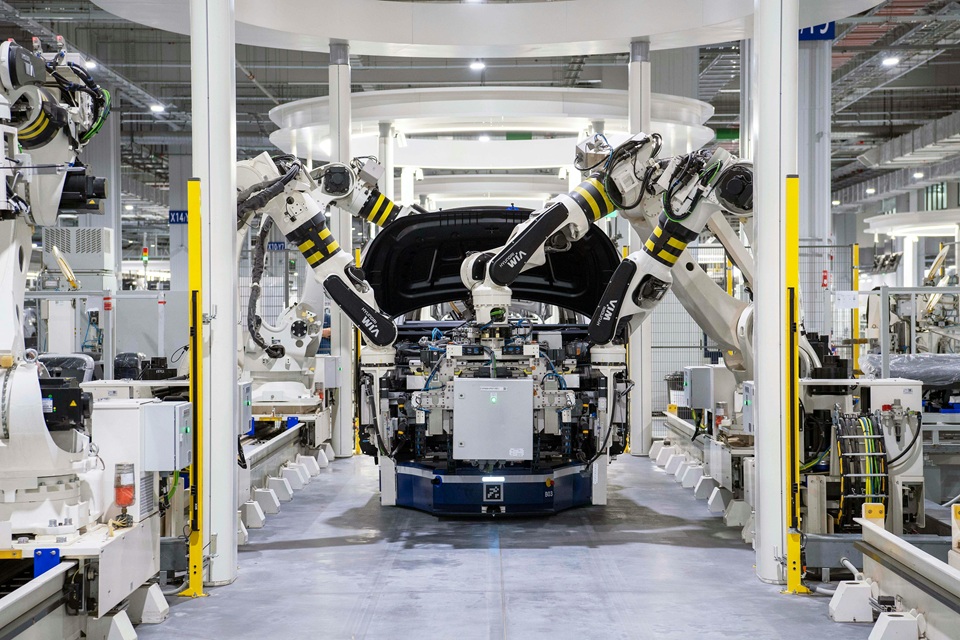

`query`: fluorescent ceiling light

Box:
[831,200,841,206]
[84,60,97,70]
[149,104,165,113]
[124,204,134,211]
[882,57,900,67]
[865,187,876,195]
[913,171,924,179]
[470,60,486,71]
[478,134,490,142]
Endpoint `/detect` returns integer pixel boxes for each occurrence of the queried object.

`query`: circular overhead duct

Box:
[93,0,882,57]
[268,87,716,168]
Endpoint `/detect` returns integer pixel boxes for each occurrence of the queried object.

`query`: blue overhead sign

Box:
[267,242,288,251]
[799,22,835,41]
[168,210,188,224]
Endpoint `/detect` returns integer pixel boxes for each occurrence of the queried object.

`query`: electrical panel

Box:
[453,378,533,461]
[742,381,756,434]
[316,355,340,390]
[142,401,193,472]
[682,366,712,409]
[237,380,252,436]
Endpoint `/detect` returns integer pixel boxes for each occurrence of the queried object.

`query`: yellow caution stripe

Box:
[570,178,612,221]
[288,214,343,268]
[359,190,400,227]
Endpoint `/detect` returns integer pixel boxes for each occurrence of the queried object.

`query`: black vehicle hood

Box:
[361,207,620,318]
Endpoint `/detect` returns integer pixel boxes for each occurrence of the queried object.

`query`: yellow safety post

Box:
[179,178,207,598]
[852,243,860,377]
[784,175,809,595]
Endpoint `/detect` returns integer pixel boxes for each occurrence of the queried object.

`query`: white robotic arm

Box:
[236,153,413,352]
[588,147,753,343]
[460,133,663,324]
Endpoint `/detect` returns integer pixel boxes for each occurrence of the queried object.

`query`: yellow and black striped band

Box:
[17,111,49,142]
[287,215,342,267]
[358,190,400,228]
[569,177,614,222]
[642,213,699,267]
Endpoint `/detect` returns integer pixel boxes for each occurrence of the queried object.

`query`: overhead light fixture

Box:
[881,57,900,67]
[124,204,134,211]
[913,171,925,179]
[84,60,97,70]
[478,134,490,142]
[469,59,486,71]
[831,199,841,206]
[865,187,877,195]
[149,104,165,113]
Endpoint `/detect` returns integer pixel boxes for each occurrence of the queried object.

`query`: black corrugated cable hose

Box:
[247,217,284,359]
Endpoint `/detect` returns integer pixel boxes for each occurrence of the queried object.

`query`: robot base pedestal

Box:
[394,463,592,516]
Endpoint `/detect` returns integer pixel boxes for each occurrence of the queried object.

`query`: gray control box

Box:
[317,355,340,389]
[142,401,193,471]
[682,366,712,410]
[742,380,755,434]
[238,380,252,436]
[453,378,533,461]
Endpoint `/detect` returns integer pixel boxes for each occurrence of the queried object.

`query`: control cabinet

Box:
[142,401,193,472]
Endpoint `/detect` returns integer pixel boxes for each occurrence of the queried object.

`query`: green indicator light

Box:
[490,395,498,404]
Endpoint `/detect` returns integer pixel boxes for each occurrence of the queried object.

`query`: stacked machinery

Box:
[235,132,754,515]
[0,38,177,640]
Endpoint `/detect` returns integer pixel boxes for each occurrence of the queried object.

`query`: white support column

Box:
[739,40,754,161]
[329,41,355,457]
[753,0,799,585]
[189,0,238,585]
[400,166,417,206]
[903,236,918,287]
[628,39,653,456]
[378,122,395,201]
[798,39,832,245]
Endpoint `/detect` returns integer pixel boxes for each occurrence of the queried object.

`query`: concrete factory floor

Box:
[140,455,870,640]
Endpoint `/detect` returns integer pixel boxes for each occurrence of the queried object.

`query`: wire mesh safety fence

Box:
[799,244,855,361]
[237,223,297,330]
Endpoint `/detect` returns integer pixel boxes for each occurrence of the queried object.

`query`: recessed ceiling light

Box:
[469,60,486,71]
[84,60,97,70]
[478,134,490,142]
[831,200,841,206]
[882,57,900,67]
[149,104,165,113]
[124,204,134,211]
[913,171,924,179]
[865,187,876,195]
